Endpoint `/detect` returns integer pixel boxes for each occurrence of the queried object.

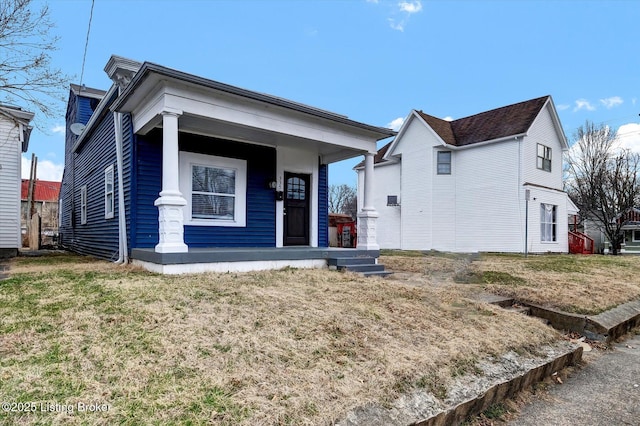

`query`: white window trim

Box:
[104,165,115,219]
[179,151,247,227]
[632,230,640,242]
[80,185,87,225]
[537,143,552,172]
[437,150,452,175]
[540,203,557,243]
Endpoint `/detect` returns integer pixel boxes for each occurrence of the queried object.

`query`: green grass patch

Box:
[455,270,526,286]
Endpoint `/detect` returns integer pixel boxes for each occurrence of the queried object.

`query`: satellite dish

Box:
[70,123,86,136]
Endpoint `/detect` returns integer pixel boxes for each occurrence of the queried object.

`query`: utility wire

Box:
[78,0,95,92]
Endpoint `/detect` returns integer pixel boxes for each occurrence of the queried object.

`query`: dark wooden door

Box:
[284,172,310,246]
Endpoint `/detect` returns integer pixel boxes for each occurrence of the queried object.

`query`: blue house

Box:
[59,56,394,273]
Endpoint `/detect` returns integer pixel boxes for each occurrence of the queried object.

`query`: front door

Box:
[284,172,310,246]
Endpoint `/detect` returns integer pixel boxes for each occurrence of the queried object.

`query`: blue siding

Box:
[60,88,130,260]
[133,133,161,248]
[318,161,329,247]
[133,132,277,248]
[70,113,120,259]
[121,113,134,256]
[60,89,104,249]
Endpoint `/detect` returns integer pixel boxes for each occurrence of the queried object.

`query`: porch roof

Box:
[111,61,396,164]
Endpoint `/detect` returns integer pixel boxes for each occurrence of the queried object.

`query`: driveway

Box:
[509,332,640,425]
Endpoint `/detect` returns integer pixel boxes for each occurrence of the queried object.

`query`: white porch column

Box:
[154,108,188,253]
[357,152,379,250]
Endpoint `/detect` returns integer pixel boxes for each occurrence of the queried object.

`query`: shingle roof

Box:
[21,180,61,202]
[416,96,550,147]
[369,96,551,165]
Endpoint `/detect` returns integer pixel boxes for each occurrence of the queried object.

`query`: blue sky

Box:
[25,0,640,186]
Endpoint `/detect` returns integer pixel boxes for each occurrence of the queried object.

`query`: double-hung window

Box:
[537,144,552,172]
[179,152,247,227]
[540,203,557,242]
[104,165,114,219]
[437,151,452,175]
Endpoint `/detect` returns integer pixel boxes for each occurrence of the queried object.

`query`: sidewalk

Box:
[509,332,640,426]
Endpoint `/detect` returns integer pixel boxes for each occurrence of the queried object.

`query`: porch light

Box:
[266,179,277,190]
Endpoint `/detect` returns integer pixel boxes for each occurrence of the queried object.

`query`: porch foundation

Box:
[131,247,380,274]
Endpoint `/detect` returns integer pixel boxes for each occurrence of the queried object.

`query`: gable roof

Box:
[416,95,550,147]
[0,103,34,152]
[21,180,61,202]
[370,96,566,166]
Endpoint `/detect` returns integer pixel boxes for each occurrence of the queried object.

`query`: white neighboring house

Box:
[0,104,34,258]
[357,95,578,253]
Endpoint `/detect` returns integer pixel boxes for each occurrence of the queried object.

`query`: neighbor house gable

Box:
[381,96,555,164]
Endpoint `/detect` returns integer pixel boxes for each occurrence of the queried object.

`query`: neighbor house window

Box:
[179,151,247,227]
[80,185,87,225]
[437,151,451,174]
[537,143,552,172]
[387,195,399,206]
[633,230,640,242]
[540,203,557,242]
[104,165,114,219]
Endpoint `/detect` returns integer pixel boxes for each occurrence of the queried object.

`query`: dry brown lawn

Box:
[380,251,640,315]
[0,252,558,425]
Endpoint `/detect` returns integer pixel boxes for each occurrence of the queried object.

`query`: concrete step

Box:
[337,263,386,273]
[328,255,392,278]
[328,256,377,267]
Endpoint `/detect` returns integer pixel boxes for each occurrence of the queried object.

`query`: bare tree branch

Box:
[565,120,640,254]
[329,184,357,219]
[0,0,69,127]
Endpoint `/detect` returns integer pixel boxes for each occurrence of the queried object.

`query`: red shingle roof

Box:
[21,180,61,202]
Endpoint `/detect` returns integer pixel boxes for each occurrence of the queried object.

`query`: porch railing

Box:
[568,231,594,254]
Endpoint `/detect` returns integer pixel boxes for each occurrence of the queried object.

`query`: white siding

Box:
[366,102,571,254]
[0,119,21,249]
[522,104,564,190]
[370,162,401,248]
[525,186,569,253]
[395,117,439,250]
[453,139,523,252]
[431,147,455,251]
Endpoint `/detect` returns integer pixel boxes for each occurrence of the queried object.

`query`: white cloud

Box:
[616,123,640,154]
[399,1,422,13]
[387,117,405,131]
[599,96,623,109]
[22,155,64,181]
[443,116,453,122]
[573,99,596,112]
[556,104,570,111]
[387,1,423,31]
[633,98,637,106]
[388,18,404,31]
[51,124,65,134]
[366,0,379,3]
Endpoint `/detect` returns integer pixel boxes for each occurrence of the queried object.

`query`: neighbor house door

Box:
[283,172,310,246]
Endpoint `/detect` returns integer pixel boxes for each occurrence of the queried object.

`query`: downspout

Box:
[114,107,128,263]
